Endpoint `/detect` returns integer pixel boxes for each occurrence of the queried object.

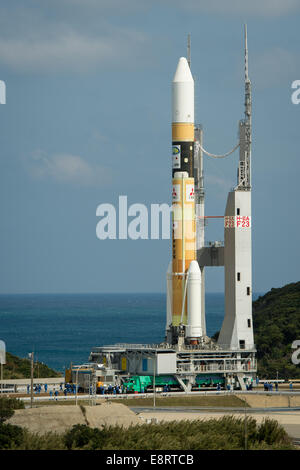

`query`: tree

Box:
[0,397,24,424]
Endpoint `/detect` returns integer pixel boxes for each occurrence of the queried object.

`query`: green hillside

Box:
[253,281,300,380]
[2,352,62,379]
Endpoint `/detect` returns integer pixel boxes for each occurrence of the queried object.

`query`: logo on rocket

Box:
[172,145,181,169]
[186,184,194,202]
[172,184,180,201]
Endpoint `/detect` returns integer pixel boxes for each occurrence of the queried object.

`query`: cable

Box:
[199,142,240,159]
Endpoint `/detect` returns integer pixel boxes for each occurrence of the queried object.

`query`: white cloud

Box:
[29,151,112,186]
[0,2,148,72]
[0,28,146,71]
[0,1,297,75]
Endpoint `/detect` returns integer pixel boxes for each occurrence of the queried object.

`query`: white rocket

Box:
[166,56,203,345]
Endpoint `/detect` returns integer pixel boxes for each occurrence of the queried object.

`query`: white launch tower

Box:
[217,26,254,350]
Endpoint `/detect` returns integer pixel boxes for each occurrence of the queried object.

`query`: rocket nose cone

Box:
[188,260,201,276]
[172,56,194,123]
[173,57,193,83]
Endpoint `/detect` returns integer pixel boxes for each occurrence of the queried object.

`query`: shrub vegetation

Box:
[3,352,61,379]
[0,396,24,423]
[0,416,294,450]
[253,282,300,379]
[213,281,300,380]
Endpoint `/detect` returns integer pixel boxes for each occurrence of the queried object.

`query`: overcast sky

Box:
[0,0,299,294]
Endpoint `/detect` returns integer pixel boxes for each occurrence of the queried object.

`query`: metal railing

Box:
[96,343,172,351]
[91,343,256,353]
[177,362,257,374]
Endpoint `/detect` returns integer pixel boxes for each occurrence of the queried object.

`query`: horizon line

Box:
[0,291,265,296]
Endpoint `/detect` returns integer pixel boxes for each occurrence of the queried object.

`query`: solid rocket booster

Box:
[172,171,196,326]
[186,260,202,343]
[171,57,197,328]
[166,261,172,331]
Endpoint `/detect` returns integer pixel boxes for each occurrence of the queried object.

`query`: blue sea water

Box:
[0,293,261,373]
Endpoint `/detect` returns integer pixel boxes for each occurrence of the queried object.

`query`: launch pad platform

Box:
[89,341,257,391]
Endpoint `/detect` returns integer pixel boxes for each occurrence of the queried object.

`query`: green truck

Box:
[123,374,225,392]
[122,375,179,392]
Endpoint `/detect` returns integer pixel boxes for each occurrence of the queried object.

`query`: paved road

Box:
[130,406,300,413]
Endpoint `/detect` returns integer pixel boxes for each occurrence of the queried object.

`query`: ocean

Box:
[0,293,261,373]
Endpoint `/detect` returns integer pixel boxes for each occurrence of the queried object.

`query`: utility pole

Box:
[153,352,156,408]
[0,363,3,394]
[75,367,79,406]
[75,366,84,406]
[29,352,34,408]
[244,407,248,450]
[0,340,6,394]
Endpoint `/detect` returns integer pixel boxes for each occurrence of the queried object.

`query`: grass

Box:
[112,394,250,408]
[30,394,250,409]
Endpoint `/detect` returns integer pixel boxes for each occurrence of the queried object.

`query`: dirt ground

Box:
[236,393,300,408]
[7,402,140,434]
